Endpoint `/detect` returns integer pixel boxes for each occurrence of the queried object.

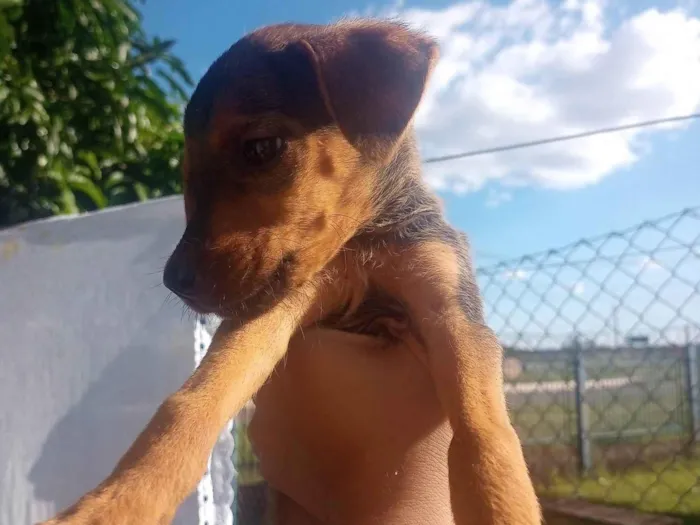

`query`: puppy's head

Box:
[163,19,438,318]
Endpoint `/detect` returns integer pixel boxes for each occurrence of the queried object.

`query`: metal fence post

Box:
[686,343,700,444]
[573,341,592,474]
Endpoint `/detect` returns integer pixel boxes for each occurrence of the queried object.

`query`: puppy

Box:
[39,19,540,525]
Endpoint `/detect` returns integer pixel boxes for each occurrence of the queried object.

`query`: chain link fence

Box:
[229,206,700,522]
[481,206,700,517]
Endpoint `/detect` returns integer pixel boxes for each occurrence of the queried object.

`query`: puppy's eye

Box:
[241,137,286,166]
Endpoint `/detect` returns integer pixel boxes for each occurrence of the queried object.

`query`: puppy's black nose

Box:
[163,256,197,295]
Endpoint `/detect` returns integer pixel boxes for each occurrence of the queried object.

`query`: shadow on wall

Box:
[28,312,198,523]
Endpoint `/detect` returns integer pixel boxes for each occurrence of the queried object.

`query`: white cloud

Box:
[371,0,700,194]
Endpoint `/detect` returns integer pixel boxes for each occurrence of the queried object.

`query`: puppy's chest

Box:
[318,241,419,340]
[321,283,410,341]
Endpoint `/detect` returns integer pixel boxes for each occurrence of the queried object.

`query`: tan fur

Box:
[38,19,540,525]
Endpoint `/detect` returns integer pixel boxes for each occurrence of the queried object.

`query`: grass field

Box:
[541,457,700,522]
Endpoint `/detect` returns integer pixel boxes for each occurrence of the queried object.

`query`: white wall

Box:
[0,197,198,525]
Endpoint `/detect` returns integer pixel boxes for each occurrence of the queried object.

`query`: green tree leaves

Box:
[0,0,192,227]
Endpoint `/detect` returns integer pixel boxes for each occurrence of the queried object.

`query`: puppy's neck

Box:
[346,131,486,326]
[358,131,448,245]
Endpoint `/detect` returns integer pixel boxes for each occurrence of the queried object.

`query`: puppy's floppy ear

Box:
[299,20,439,163]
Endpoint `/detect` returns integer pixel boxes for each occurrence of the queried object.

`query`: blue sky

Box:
[141,0,700,346]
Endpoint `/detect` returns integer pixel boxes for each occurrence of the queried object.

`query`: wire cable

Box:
[423,112,700,164]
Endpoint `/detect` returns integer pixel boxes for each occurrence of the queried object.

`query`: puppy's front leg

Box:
[39,285,322,525]
[382,242,541,525]
[432,318,540,525]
